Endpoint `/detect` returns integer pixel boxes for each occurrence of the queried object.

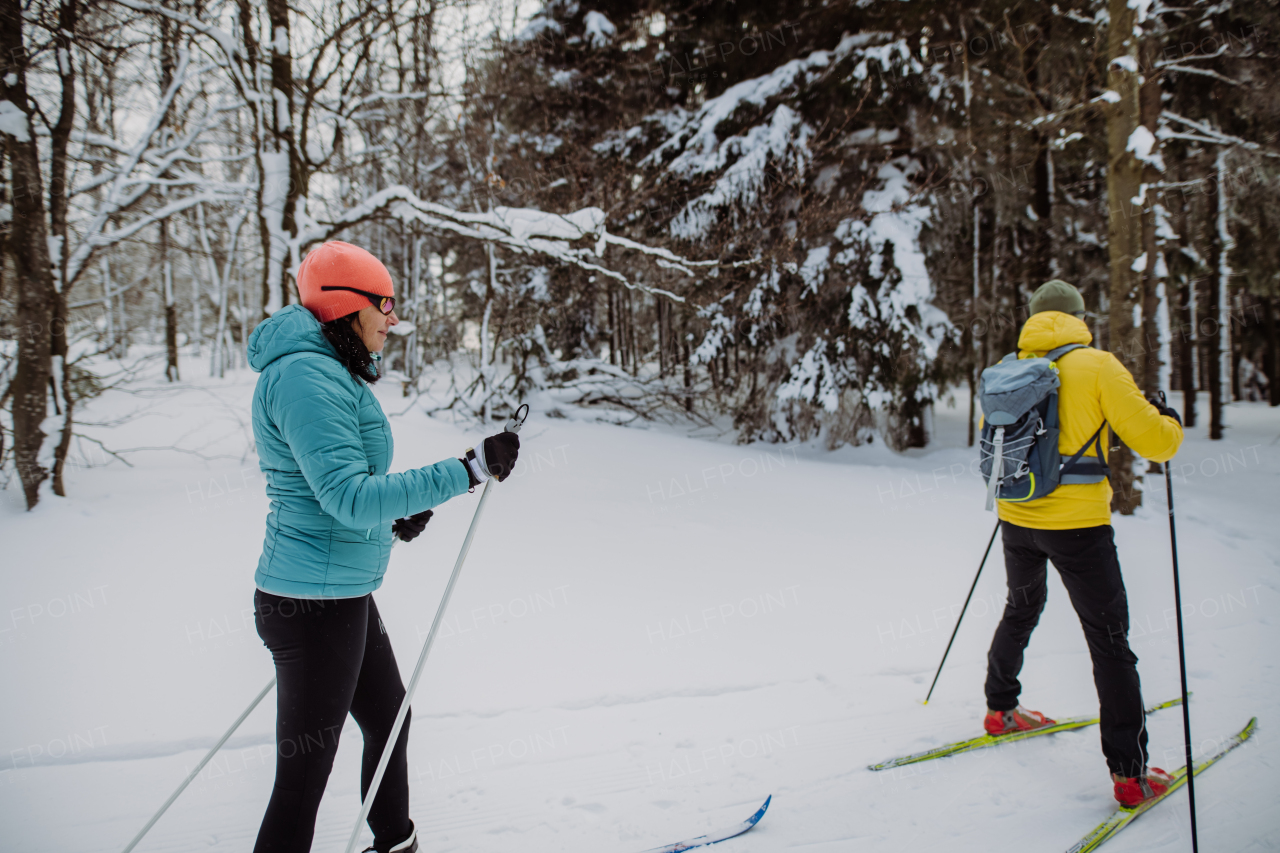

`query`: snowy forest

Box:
[2,0,1279,511]
[3,2,1280,851]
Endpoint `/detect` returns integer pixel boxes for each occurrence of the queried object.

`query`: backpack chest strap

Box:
[1060,421,1111,484]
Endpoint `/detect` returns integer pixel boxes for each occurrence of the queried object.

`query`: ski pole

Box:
[120,677,276,853]
[1160,391,1198,853]
[344,404,529,853]
[923,521,1000,705]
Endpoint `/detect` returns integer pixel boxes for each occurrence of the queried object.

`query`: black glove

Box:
[460,431,521,485]
[392,509,433,542]
[1148,395,1182,426]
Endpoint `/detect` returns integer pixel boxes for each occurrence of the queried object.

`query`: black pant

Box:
[985,522,1148,777]
[253,590,412,853]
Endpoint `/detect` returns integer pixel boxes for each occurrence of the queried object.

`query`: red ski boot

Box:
[1112,768,1174,808]
[983,705,1056,735]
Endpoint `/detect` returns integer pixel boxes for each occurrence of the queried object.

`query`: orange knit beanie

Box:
[296,241,395,322]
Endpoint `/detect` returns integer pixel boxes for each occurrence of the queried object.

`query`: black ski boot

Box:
[362,822,417,853]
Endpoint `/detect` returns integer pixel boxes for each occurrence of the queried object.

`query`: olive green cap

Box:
[1029,279,1086,318]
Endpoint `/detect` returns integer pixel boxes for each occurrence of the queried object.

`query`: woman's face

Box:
[350,304,399,352]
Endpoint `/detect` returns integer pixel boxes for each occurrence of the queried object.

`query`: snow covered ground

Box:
[2,355,1277,852]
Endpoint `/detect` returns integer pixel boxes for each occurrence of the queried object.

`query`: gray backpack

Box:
[978,344,1109,511]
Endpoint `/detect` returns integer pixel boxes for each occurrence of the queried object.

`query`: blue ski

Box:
[636,796,772,852]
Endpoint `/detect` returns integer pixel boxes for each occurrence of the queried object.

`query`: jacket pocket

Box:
[266,508,333,585]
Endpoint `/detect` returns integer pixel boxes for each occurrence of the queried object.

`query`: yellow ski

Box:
[869,697,1185,771]
[1066,717,1256,853]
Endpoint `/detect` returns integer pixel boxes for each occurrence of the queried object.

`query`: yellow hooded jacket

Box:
[996,311,1184,531]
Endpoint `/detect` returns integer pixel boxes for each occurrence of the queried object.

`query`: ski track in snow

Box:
[1,356,1277,852]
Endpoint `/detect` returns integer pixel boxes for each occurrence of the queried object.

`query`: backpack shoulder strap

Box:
[1049,343,1090,361]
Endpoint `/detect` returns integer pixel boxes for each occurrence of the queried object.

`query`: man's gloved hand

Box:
[460,432,521,486]
[392,509,433,543]
[1148,394,1183,426]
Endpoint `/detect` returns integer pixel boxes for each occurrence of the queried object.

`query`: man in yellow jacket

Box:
[982,280,1184,808]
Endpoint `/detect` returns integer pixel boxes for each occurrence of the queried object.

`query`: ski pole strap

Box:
[504,403,529,434]
[1060,421,1110,485]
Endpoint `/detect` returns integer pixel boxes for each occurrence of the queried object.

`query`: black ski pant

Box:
[985,522,1148,777]
[253,590,412,853]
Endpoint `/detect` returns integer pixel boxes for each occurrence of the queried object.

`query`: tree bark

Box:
[1167,190,1198,426]
[1176,273,1197,426]
[1215,151,1233,416]
[1204,156,1225,440]
[608,288,618,366]
[1104,0,1144,514]
[253,0,304,315]
[627,290,639,377]
[158,6,180,381]
[49,0,78,498]
[1138,36,1162,397]
[1230,289,1242,402]
[1266,293,1278,407]
[1,0,57,508]
[1030,139,1053,285]
[162,221,179,381]
[968,200,981,447]
[965,324,977,447]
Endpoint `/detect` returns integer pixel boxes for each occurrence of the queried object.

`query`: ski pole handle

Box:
[504,403,529,434]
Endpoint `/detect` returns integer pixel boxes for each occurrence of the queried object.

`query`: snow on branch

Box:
[1160,111,1279,156]
[63,50,241,287]
[635,32,905,172]
[1156,64,1243,86]
[89,192,232,249]
[302,187,727,303]
[611,32,916,240]
[110,0,257,100]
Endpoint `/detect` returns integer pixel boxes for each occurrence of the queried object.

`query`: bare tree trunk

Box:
[1138,37,1162,398]
[191,244,203,356]
[1204,163,1225,440]
[1266,292,1278,407]
[627,290,639,377]
[162,221,179,381]
[48,0,78,498]
[1215,150,1233,418]
[196,203,242,378]
[237,265,248,368]
[1176,274,1197,426]
[681,338,692,413]
[158,9,180,381]
[1030,140,1052,284]
[1230,288,1242,402]
[253,0,303,314]
[965,323,977,448]
[656,298,666,377]
[1,0,57,508]
[1104,0,1144,514]
[100,256,114,355]
[967,200,980,447]
[607,289,618,366]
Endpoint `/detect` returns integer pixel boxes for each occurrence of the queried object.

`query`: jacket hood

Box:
[1018,311,1093,355]
[248,304,339,372]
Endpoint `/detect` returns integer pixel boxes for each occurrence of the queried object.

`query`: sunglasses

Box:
[321,285,396,315]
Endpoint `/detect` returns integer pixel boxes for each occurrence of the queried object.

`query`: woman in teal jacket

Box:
[247,241,519,853]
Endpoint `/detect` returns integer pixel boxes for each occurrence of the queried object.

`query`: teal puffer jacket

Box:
[248,305,471,598]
